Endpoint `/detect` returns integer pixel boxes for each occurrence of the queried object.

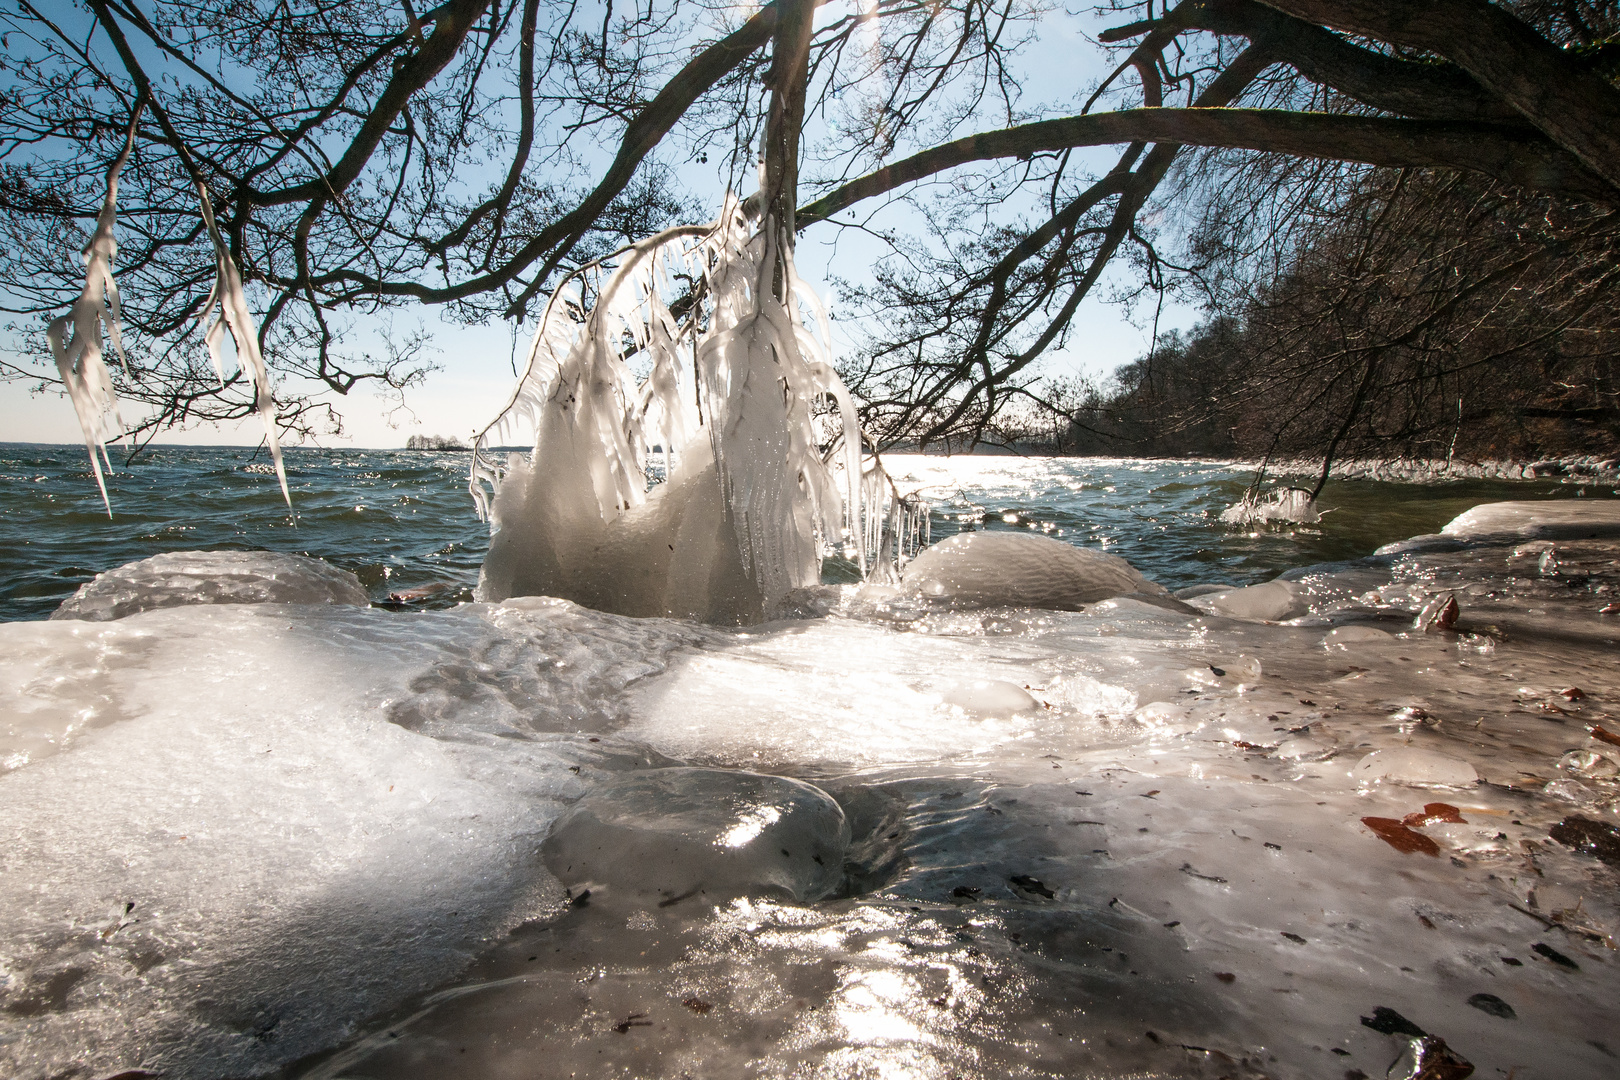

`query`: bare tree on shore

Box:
[2,0,1617,451]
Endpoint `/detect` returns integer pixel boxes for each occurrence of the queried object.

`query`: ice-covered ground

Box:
[3,503,1620,1079]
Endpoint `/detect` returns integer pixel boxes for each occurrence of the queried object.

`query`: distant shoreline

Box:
[4,441,1616,482]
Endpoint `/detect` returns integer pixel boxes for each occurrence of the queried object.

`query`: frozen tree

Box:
[3,0,1618,458]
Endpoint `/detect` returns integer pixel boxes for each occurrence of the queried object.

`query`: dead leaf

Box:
[1362,817,1441,856]
[1560,687,1587,701]
[1587,723,1620,748]
[1403,803,1467,827]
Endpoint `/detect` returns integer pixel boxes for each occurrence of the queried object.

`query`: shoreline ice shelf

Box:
[3,502,1619,1079]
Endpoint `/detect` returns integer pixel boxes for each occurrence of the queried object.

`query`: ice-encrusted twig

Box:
[194,180,290,507]
[46,100,143,516]
[1220,486,1321,526]
[472,191,915,615]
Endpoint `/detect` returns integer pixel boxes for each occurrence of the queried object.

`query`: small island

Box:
[404,434,469,451]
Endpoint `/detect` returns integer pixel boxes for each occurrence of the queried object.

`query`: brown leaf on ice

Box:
[1403,803,1467,827]
[1560,687,1587,701]
[1538,701,1569,715]
[683,998,713,1014]
[1362,817,1441,856]
[1587,723,1620,748]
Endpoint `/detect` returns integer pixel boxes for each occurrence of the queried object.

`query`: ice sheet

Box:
[4,501,1620,1079]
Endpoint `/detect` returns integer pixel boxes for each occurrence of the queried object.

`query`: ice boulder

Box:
[899,531,1164,610]
[541,768,850,905]
[52,550,370,621]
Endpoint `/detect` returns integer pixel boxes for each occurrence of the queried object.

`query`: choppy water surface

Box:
[2,443,1612,620]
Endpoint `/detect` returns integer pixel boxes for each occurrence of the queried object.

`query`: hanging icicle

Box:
[46,101,143,516]
[194,183,290,507]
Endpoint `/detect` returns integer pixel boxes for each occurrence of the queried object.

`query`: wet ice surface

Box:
[3,504,1620,1078]
[51,549,370,621]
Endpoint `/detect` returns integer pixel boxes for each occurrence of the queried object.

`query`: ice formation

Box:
[48,111,291,511]
[1219,485,1321,525]
[899,530,1166,609]
[542,767,850,904]
[5,498,1620,1079]
[45,106,140,514]
[51,550,368,621]
[193,182,290,505]
[471,198,903,623]
[1441,498,1620,541]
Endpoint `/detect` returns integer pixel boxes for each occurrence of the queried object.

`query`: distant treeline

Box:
[998,169,1620,468]
[405,435,468,451]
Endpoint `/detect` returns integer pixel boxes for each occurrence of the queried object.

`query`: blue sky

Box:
[1,2,1201,448]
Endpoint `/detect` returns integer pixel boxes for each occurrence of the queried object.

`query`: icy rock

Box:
[1413,591,1459,632]
[1544,777,1604,808]
[1189,579,1307,621]
[1558,750,1619,779]
[51,550,369,621]
[1324,625,1395,647]
[1441,500,1620,542]
[1353,747,1479,789]
[899,531,1164,610]
[541,767,850,905]
[1221,655,1263,682]
[939,679,1039,717]
[1275,736,1334,762]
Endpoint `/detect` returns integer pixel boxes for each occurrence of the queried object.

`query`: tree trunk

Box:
[762,0,816,289]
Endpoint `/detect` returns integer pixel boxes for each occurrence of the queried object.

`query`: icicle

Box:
[194,182,290,507]
[1219,487,1321,526]
[471,193,900,622]
[47,102,143,516]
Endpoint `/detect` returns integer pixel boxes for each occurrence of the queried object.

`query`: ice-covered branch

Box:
[195,183,291,507]
[45,100,142,517]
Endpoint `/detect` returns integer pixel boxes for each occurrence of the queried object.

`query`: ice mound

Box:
[1185,578,1308,621]
[479,440,765,624]
[899,531,1164,610]
[541,767,849,904]
[1354,747,1481,789]
[1442,499,1620,541]
[939,678,1039,718]
[51,550,368,621]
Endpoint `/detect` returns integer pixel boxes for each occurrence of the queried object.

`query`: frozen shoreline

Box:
[1260,453,1620,484]
[3,501,1619,1079]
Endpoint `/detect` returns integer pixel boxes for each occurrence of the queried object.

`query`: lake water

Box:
[2,443,1610,621]
[4,443,1619,1080]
